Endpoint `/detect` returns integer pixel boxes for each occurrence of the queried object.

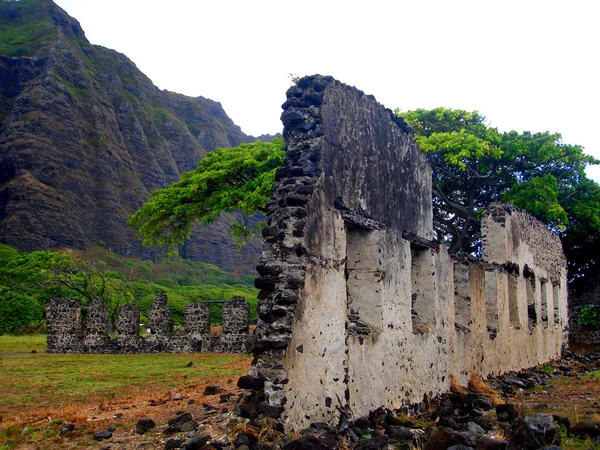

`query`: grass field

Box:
[0,334,252,449]
[0,334,47,352]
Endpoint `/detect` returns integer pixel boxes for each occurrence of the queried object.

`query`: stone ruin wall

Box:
[568,272,600,345]
[46,294,252,354]
[242,75,569,431]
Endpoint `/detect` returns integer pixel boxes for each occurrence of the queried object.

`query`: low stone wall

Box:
[46,295,253,354]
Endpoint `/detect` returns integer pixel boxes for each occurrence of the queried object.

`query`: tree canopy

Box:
[0,246,132,331]
[128,138,285,252]
[396,107,600,284]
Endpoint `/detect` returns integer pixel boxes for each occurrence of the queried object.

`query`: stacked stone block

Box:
[82,301,111,352]
[46,298,83,353]
[184,303,211,352]
[115,304,143,352]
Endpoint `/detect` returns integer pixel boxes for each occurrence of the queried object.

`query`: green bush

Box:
[0,289,43,333]
[580,305,599,327]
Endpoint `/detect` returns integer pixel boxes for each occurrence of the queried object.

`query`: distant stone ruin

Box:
[46,294,252,353]
[240,75,568,430]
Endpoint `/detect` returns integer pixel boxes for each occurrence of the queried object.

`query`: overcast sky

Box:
[53,0,600,182]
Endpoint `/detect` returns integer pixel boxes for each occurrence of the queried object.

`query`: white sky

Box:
[53,0,600,182]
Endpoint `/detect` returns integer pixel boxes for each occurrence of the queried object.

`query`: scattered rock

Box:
[475,436,507,450]
[283,435,339,449]
[495,404,519,423]
[386,425,414,442]
[506,418,541,450]
[220,392,235,403]
[236,403,258,419]
[136,418,156,434]
[94,430,113,441]
[570,421,600,439]
[233,432,259,447]
[203,385,221,395]
[60,421,75,434]
[426,426,476,449]
[164,438,184,449]
[353,435,388,450]
[182,434,210,450]
[525,413,557,445]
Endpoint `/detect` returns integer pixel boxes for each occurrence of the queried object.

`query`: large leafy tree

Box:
[128,138,284,252]
[396,107,600,284]
[0,245,132,332]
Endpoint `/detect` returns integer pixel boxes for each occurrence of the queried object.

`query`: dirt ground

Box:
[2,348,599,449]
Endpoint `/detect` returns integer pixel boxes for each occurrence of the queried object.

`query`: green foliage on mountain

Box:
[129,139,285,252]
[0,244,258,333]
[396,107,600,283]
[0,0,56,57]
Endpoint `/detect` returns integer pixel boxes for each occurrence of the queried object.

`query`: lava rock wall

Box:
[244,75,568,431]
[46,295,252,354]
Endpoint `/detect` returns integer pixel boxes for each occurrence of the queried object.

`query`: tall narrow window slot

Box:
[523,265,537,330]
[346,226,384,335]
[411,245,436,334]
[484,269,499,338]
[553,283,560,324]
[540,279,549,326]
[507,273,520,328]
[454,261,472,333]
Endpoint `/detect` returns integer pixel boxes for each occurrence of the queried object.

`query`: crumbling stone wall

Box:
[569,306,600,345]
[569,273,600,345]
[46,295,252,354]
[242,75,568,431]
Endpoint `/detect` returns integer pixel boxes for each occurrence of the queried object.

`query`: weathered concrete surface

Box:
[46,295,253,354]
[247,75,568,431]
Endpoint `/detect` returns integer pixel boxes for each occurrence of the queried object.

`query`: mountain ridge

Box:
[0,0,265,273]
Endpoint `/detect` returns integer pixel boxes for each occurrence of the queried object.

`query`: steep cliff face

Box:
[0,0,261,272]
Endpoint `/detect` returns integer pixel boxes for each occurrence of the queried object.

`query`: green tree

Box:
[128,138,284,252]
[396,107,600,283]
[0,246,132,331]
[0,246,74,332]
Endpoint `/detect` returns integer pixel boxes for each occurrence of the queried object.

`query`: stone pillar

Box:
[148,293,173,336]
[116,304,142,352]
[82,301,110,352]
[184,303,211,352]
[219,298,251,353]
[184,303,211,335]
[46,298,83,353]
[146,293,173,352]
[222,298,249,334]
